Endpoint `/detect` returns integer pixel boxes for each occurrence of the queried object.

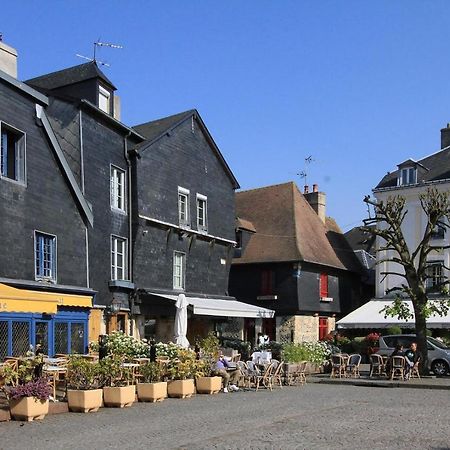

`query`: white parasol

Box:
[174,293,190,348]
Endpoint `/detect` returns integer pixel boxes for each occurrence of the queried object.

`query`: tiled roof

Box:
[234,182,361,272]
[375,146,450,189]
[236,217,256,233]
[26,61,116,91]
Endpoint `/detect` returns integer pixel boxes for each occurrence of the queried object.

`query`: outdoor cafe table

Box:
[43,365,68,400]
[121,362,140,384]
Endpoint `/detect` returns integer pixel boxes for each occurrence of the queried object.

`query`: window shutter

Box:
[320,273,328,298]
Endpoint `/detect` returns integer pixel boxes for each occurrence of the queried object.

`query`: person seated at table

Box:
[404,342,421,378]
[385,344,403,377]
[212,354,240,393]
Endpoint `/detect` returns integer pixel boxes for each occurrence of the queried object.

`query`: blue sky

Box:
[3,1,450,230]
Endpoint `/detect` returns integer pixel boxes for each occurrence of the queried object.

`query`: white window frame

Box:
[178,186,190,227]
[111,235,128,281]
[196,193,208,232]
[34,230,57,283]
[173,251,186,290]
[0,121,26,186]
[110,165,126,213]
[398,167,417,186]
[425,260,444,290]
[98,85,111,114]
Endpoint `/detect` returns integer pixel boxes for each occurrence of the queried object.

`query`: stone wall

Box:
[276,315,320,343]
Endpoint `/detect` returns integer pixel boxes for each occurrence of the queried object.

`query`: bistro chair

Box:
[390,356,405,380]
[346,354,361,378]
[330,354,346,378]
[236,361,252,389]
[271,360,284,388]
[255,362,274,392]
[369,354,384,377]
[408,358,421,380]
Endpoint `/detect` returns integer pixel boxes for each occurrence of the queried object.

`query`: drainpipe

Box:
[124,131,134,336]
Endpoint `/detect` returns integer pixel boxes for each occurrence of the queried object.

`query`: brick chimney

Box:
[0,40,17,78]
[441,124,450,149]
[304,183,326,223]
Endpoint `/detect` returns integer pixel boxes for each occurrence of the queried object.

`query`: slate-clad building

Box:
[0,42,94,358]
[229,182,362,344]
[131,110,272,343]
[0,39,273,354]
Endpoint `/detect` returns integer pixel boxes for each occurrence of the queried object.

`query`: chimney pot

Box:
[313,183,318,193]
[304,185,309,194]
[0,41,18,78]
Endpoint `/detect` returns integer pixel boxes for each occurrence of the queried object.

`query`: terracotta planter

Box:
[67,389,103,413]
[103,385,136,408]
[167,379,195,398]
[137,382,167,402]
[196,376,222,394]
[9,397,49,422]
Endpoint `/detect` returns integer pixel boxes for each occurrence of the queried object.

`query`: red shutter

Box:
[320,273,328,298]
[261,270,273,295]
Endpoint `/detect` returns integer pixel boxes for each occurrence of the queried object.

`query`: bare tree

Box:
[362,187,450,374]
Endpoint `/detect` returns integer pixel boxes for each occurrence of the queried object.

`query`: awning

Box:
[149,293,274,318]
[337,299,450,329]
[0,283,92,314]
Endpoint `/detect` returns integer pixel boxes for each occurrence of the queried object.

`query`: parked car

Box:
[377,334,450,376]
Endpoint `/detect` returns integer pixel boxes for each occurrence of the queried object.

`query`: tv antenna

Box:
[296,155,315,189]
[75,39,123,67]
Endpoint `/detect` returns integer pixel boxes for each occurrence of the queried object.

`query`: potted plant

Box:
[100,356,136,408]
[195,333,222,394]
[136,362,167,402]
[66,356,103,413]
[7,377,51,422]
[167,349,196,398]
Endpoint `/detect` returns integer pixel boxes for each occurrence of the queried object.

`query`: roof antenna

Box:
[75,39,123,67]
[297,155,315,191]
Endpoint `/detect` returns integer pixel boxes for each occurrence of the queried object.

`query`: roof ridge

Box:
[237,181,295,195]
[291,182,304,261]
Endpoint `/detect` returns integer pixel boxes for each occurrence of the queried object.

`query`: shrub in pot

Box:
[167,349,196,398]
[66,356,103,413]
[136,362,167,403]
[100,356,135,408]
[7,378,51,422]
[195,360,222,395]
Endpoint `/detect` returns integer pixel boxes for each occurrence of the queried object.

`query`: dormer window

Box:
[98,85,111,114]
[399,167,416,186]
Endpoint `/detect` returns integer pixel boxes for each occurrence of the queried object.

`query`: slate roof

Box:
[233,182,361,272]
[25,61,116,91]
[375,146,450,189]
[133,110,194,144]
[344,225,376,256]
[133,109,240,189]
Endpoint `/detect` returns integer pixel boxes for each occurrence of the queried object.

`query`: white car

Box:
[377,334,450,376]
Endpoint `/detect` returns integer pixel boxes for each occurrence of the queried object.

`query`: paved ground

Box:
[1,383,449,450]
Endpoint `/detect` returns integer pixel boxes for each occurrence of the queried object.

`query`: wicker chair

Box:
[330,354,346,378]
[369,354,385,377]
[271,360,284,388]
[390,356,405,380]
[346,354,361,378]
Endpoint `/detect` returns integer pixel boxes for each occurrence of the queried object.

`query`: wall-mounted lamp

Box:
[109,298,122,314]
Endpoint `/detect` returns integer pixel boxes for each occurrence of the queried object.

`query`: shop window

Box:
[54,322,69,355]
[0,321,8,360]
[35,321,49,356]
[12,321,30,357]
[71,323,85,354]
[144,318,156,341]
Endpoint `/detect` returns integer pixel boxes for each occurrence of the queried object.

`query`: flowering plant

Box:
[155,342,180,360]
[167,348,198,380]
[104,331,149,358]
[365,332,380,346]
[8,378,51,401]
[282,341,331,365]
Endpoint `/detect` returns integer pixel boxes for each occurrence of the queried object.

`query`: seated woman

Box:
[385,344,404,377]
[212,354,240,393]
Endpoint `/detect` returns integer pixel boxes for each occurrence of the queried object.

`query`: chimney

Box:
[441,124,450,149]
[0,40,18,78]
[304,185,309,194]
[113,94,121,121]
[304,183,326,223]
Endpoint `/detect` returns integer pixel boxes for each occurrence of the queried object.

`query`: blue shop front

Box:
[0,283,93,359]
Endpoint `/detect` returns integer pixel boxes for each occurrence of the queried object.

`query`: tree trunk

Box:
[413,300,429,375]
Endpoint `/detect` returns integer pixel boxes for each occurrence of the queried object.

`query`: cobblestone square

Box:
[1,384,449,450]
